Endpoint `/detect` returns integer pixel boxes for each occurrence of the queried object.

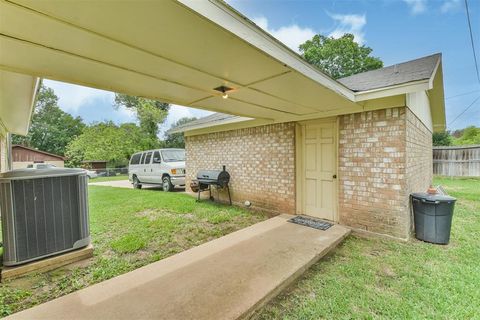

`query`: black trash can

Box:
[411,193,456,244]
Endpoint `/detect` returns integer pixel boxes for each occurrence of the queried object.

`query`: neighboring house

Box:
[81,160,107,171]
[171,54,444,241]
[12,145,65,169]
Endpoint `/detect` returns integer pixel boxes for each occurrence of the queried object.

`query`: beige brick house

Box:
[0,1,444,241]
[172,54,445,241]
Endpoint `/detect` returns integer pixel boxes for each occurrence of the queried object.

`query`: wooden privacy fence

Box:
[433,145,480,177]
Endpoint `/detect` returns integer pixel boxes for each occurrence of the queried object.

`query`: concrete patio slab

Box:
[6,215,350,320]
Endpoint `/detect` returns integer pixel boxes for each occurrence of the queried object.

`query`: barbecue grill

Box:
[193,166,231,205]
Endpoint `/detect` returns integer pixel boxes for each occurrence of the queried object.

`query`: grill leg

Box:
[209,185,214,201]
[197,188,201,202]
[227,184,232,205]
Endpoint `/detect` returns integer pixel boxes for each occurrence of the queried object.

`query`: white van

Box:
[128,148,185,191]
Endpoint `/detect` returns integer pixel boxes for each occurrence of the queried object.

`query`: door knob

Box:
[333,174,337,179]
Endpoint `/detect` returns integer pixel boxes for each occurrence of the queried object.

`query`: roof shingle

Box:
[337,53,440,92]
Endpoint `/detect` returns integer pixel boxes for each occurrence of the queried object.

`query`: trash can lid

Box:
[411,192,456,202]
[0,168,87,180]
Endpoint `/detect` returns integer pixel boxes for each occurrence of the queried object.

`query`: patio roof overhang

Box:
[0,0,363,124]
[0,0,446,133]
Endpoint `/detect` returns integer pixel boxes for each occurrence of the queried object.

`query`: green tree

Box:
[432,131,453,146]
[114,94,169,148]
[452,126,480,145]
[299,33,383,79]
[12,84,85,156]
[65,122,150,167]
[163,117,197,148]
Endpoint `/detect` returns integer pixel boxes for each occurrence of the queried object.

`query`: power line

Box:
[448,94,480,127]
[448,0,480,129]
[446,89,480,100]
[465,0,480,84]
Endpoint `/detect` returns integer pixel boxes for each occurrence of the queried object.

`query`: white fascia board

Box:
[25,77,41,133]
[168,116,253,134]
[353,80,430,102]
[428,56,442,89]
[177,0,355,101]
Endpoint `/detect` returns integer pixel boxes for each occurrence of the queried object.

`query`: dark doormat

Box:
[288,216,333,231]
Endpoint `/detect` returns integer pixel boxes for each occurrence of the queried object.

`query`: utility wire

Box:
[448,94,480,127]
[447,0,480,129]
[446,89,480,100]
[465,0,480,84]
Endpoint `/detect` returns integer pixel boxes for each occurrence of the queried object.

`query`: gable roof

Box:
[337,53,441,92]
[171,53,444,134]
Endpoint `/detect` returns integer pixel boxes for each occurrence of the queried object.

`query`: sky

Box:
[44,0,480,133]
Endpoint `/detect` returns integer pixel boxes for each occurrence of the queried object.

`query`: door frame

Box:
[295,117,339,222]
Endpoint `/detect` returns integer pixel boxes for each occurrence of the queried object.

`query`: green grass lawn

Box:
[90,174,129,182]
[0,186,266,317]
[253,177,480,319]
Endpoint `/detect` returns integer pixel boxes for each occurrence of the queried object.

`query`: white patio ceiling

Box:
[0,0,363,125]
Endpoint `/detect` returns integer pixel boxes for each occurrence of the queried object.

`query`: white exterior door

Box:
[302,120,337,221]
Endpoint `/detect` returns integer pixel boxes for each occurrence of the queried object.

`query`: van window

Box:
[161,149,185,162]
[130,153,142,165]
[140,152,146,164]
[153,151,161,163]
[144,152,153,164]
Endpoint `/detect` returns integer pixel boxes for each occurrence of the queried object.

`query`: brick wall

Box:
[186,106,433,240]
[185,123,296,214]
[338,107,433,240]
[338,107,410,239]
[405,108,433,234]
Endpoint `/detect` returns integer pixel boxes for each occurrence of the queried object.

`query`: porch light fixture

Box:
[214,85,233,99]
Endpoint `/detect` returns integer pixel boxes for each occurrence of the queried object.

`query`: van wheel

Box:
[162,176,174,192]
[133,176,142,189]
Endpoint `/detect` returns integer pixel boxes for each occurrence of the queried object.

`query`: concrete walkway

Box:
[7,215,350,320]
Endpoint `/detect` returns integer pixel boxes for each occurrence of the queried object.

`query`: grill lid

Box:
[196,166,230,186]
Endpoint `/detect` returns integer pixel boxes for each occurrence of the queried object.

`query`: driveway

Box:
[89,179,184,192]
[89,180,133,188]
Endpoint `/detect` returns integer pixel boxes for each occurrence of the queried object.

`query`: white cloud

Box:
[252,16,316,52]
[328,13,366,45]
[403,0,427,15]
[116,105,136,121]
[43,79,115,112]
[441,0,461,13]
[43,79,211,131]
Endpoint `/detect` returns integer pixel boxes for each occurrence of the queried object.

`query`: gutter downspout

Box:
[6,133,12,171]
